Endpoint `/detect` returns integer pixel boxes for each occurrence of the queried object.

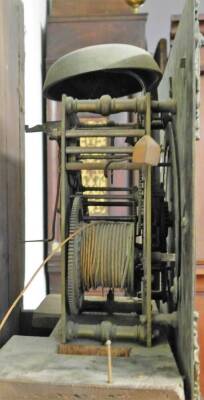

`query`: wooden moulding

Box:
[58,343,130,357]
[50,0,140,18]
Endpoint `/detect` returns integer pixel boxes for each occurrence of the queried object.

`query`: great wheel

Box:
[67,195,84,315]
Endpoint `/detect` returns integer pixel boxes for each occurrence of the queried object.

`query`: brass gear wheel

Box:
[67,196,84,315]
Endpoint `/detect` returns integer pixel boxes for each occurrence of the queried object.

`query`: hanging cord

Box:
[0,223,96,334]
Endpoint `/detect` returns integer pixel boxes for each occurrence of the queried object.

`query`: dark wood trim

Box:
[0,0,24,346]
[201,65,204,76]
[154,39,168,74]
